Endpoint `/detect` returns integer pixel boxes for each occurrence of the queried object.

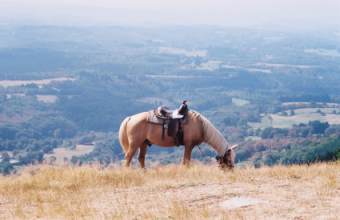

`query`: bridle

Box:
[216,144,238,169]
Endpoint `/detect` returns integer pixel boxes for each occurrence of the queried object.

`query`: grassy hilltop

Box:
[0,162,339,219]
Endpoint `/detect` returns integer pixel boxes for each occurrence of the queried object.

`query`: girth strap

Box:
[162,120,166,140]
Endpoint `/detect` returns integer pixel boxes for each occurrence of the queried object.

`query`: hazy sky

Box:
[1,0,340,28]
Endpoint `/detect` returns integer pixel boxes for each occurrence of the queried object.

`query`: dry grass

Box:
[0,162,339,219]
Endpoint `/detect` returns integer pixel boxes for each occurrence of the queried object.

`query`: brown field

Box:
[250,107,340,129]
[0,77,74,88]
[36,95,58,104]
[0,162,339,219]
[43,145,95,165]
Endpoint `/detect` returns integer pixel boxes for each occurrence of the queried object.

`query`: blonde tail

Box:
[118,117,130,154]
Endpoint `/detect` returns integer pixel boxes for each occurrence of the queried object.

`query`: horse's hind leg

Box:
[138,143,148,169]
[125,143,139,167]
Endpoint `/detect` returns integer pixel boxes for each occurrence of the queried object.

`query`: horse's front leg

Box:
[182,144,193,166]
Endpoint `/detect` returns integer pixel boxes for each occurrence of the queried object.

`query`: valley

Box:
[0,26,340,173]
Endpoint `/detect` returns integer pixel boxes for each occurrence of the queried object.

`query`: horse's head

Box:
[215,144,237,169]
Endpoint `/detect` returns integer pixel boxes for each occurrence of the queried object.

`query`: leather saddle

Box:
[155,106,185,120]
[147,101,188,146]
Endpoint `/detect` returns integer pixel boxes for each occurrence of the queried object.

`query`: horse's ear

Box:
[230,144,238,150]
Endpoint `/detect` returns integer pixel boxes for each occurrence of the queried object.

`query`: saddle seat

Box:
[155,106,184,120]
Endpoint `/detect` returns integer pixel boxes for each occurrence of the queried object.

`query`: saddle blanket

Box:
[146,110,188,125]
[146,110,164,124]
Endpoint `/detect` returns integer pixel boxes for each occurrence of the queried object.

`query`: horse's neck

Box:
[201,116,228,155]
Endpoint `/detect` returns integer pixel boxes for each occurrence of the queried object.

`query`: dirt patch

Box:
[219,197,265,209]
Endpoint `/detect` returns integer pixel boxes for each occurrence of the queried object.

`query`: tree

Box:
[0,161,14,175]
[309,121,329,134]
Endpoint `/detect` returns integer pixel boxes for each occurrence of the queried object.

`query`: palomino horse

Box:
[119,110,237,168]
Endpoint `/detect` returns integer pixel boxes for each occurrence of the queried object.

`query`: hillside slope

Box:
[0,163,339,219]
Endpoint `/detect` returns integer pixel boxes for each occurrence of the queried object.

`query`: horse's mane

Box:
[194,111,229,155]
